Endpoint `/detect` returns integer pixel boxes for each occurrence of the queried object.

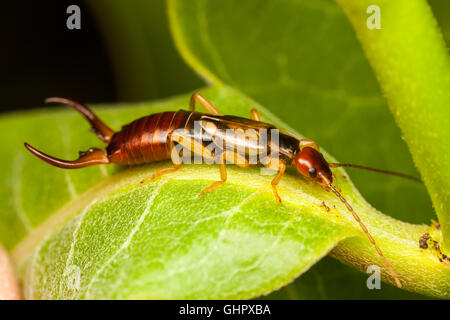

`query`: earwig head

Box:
[295,147,333,186]
[295,147,402,288]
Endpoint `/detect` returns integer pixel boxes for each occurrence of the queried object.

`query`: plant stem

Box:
[337,0,450,253]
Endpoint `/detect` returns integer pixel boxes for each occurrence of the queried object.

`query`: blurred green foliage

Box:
[87,0,203,101]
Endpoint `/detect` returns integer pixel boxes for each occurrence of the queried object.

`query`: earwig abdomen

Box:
[106,110,191,165]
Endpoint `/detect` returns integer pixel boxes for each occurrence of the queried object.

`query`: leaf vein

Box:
[83,181,167,298]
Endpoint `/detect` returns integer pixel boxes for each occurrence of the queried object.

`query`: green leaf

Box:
[337,0,450,253]
[2,87,449,299]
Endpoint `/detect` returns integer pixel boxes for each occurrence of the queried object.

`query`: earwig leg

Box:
[250,108,261,121]
[333,173,348,181]
[201,149,249,195]
[332,172,342,193]
[431,219,441,230]
[271,163,286,203]
[264,157,286,203]
[299,139,320,152]
[223,150,249,168]
[140,165,181,185]
[140,141,182,185]
[190,93,222,115]
[45,97,115,143]
[171,130,215,162]
[200,152,227,197]
[24,143,110,169]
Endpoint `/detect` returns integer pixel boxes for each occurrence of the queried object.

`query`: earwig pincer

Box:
[25,93,422,288]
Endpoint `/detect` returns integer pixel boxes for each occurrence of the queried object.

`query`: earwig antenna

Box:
[45,97,115,143]
[329,163,422,184]
[24,143,110,169]
[327,183,402,288]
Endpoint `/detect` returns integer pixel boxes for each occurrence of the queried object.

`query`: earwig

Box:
[25,93,422,289]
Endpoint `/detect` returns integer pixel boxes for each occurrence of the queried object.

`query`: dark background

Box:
[0,0,116,112]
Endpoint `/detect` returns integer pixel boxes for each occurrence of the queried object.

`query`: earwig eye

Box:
[308,167,317,178]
